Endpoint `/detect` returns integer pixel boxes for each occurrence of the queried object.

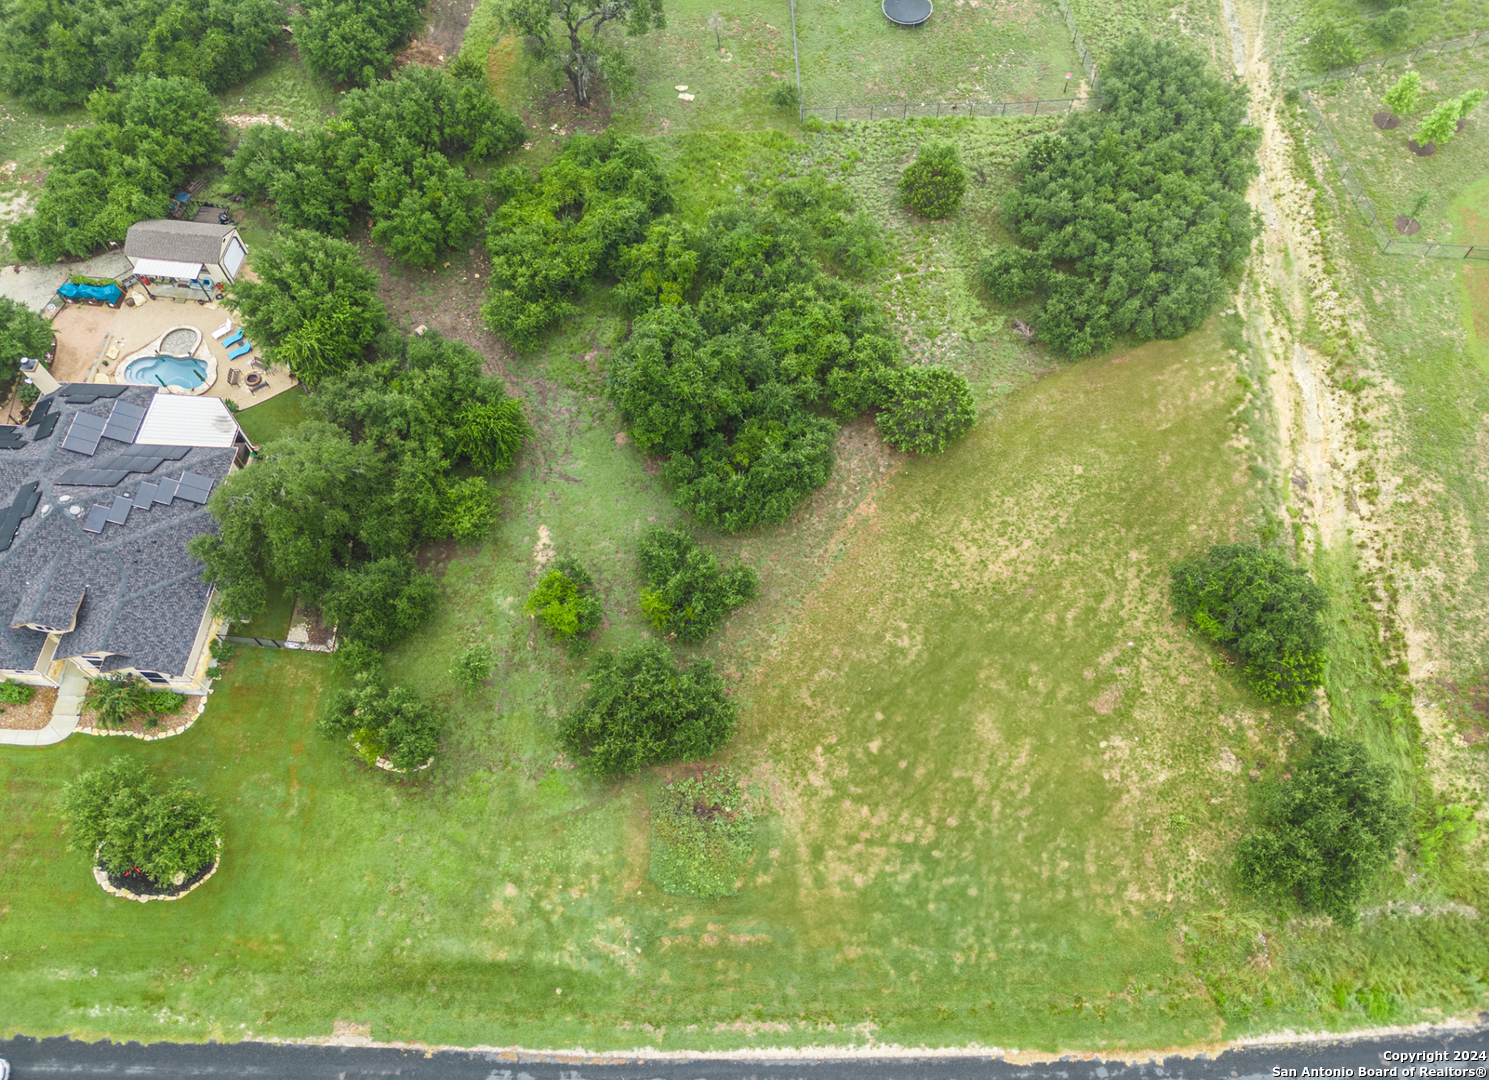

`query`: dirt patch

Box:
[416,537,465,577]
[403,0,477,65]
[0,686,58,730]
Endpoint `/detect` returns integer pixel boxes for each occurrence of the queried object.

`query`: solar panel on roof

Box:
[60,385,128,403]
[152,478,179,505]
[175,485,209,505]
[0,427,25,450]
[61,412,107,456]
[25,397,52,427]
[34,412,59,439]
[82,506,108,533]
[135,482,158,508]
[101,400,148,444]
[105,496,131,525]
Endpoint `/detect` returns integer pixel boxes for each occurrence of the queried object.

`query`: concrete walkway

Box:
[0,666,85,746]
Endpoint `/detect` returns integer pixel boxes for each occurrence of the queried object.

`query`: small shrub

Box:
[1169,543,1329,705]
[450,644,493,691]
[769,82,799,111]
[1308,24,1360,70]
[876,365,976,454]
[1234,737,1409,926]
[59,757,221,888]
[559,642,736,776]
[525,558,604,654]
[84,675,186,729]
[318,671,440,771]
[637,527,757,643]
[649,768,755,897]
[1372,8,1411,46]
[1417,799,1479,874]
[0,680,36,706]
[899,141,967,219]
[1414,99,1461,146]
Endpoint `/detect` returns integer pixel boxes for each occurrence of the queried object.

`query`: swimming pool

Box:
[122,355,209,389]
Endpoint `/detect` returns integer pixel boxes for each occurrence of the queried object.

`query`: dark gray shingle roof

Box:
[0,385,241,676]
[123,220,235,265]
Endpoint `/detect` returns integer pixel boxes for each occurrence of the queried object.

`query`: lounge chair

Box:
[222,328,245,348]
[227,368,241,386]
[211,318,233,340]
[226,341,252,361]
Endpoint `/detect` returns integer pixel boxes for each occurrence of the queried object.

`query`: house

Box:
[123,220,249,299]
[0,383,250,693]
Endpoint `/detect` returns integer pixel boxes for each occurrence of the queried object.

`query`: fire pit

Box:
[244,370,264,388]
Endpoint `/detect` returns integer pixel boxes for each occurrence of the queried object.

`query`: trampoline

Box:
[883,0,932,25]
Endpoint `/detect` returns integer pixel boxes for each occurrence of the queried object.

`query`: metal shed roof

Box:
[135,394,241,448]
[124,220,235,265]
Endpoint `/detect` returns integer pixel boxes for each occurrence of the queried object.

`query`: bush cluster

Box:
[227,65,526,265]
[637,527,757,643]
[1235,737,1409,926]
[318,669,441,770]
[7,76,227,263]
[84,674,186,729]
[0,0,284,110]
[559,642,735,776]
[192,330,526,647]
[979,36,1260,358]
[293,0,425,85]
[483,133,673,347]
[525,558,605,654]
[225,229,387,386]
[449,644,493,690]
[60,758,221,887]
[607,174,970,531]
[649,768,755,897]
[898,141,967,219]
[1169,543,1329,705]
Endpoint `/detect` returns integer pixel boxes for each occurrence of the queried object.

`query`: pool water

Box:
[123,355,208,389]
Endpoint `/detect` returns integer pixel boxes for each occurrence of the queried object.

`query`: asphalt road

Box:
[3,1025,1489,1080]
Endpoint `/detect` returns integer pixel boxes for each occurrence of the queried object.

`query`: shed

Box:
[123,220,248,287]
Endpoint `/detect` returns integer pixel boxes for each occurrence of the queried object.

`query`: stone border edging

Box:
[92,848,220,904]
[375,754,434,774]
[76,694,209,742]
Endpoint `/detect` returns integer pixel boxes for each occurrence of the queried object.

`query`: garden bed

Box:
[93,852,219,903]
[77,698,204,740]
[0,686,57,730]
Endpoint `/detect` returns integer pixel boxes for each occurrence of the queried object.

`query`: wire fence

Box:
[796,0,1099,121]
[801,96,1093,121]
[1054,0,1099,94]
[1296,28,1489,89]
[1293,33,1489,260]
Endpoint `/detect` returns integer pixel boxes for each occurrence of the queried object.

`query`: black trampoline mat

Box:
[882,0,932,24]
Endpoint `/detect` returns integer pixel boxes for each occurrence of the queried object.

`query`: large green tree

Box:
[492,0,663,107]
[226,64,526,265]
[224,229,387,385]
[483,133,671,346]
[0,0,284,110]
[6,75,227,262]
[0,298,53,371]
[292,0,424,85]
[979,35,1260,358]
[1235,737,1410,926]
[559,642,735,776]
[1170,543,1329,705]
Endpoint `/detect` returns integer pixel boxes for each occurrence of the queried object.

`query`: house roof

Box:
[123,220,236,265]
[0,384,246,676]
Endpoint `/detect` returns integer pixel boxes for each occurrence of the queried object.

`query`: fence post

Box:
[1034,99,1041,115]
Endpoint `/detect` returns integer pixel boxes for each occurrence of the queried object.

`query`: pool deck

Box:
[27,294,298,423]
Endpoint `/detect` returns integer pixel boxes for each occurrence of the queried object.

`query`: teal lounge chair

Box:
[227,341,252,361]
[222,328,244,348]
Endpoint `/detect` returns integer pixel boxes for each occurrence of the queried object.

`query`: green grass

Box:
[1069,0,1224,67]
[219,52,343,135]
[1308,45,1489,245]
[463,0,1085,138]
[1265,0,1489,81]
[0,94,88,261]
[237,581,298,640]
[236,386,315,446]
